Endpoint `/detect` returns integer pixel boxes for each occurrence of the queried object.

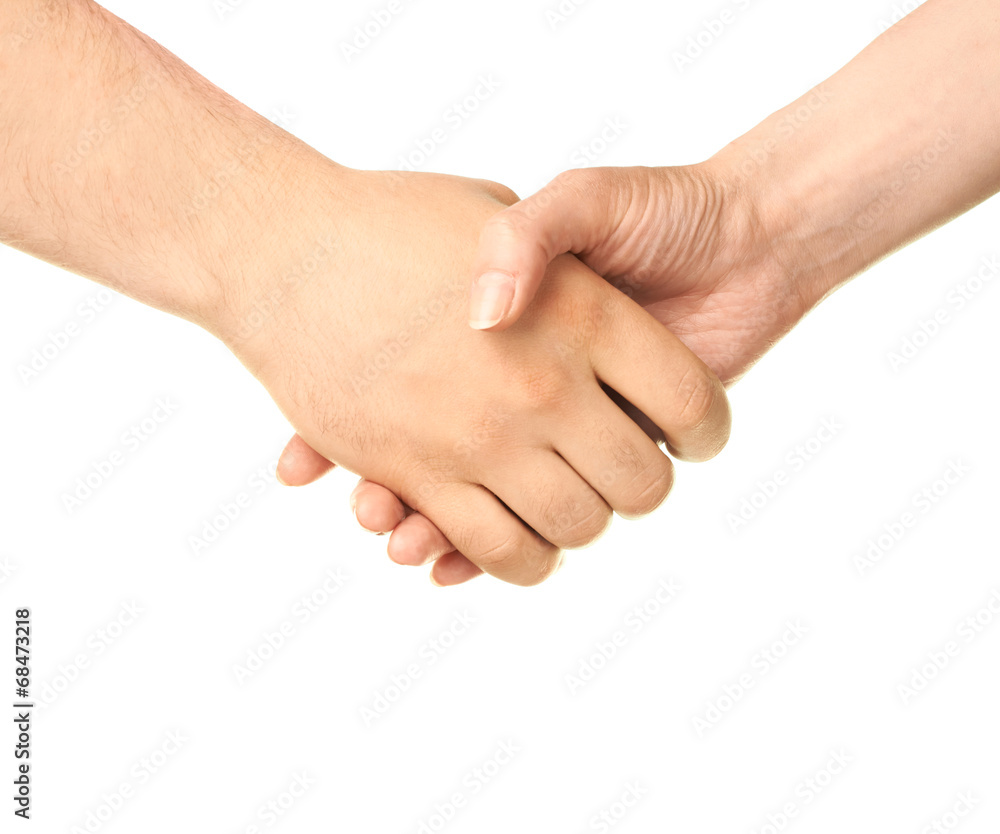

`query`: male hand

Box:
[232,163,731,586]
[276,163,777,584]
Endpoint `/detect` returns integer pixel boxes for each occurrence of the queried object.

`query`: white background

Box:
[3,0,998,831]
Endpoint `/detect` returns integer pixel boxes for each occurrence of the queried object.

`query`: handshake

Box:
[221,162,801,588]
[7,0,993,589]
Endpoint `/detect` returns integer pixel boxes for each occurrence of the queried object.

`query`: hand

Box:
[277,160,780,583]
[0,0,728,588]
[465,162,804,383]
[228,162,731,586]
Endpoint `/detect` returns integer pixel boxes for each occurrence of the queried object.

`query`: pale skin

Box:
[1,1,733,586]
[279,0,1000,584]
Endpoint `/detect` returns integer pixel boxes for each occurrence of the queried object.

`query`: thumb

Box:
[276,432,335,486]
[469,168,623,331]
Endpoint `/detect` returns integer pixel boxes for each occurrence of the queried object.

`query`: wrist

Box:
[694,152,820,324]
[708,116,857,317]
[193,145,356,351]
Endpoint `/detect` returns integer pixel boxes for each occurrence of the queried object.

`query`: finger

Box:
[387,513,456,566]
[415,482,563,587]
[351,480,407,534]
[601,384,665,445]
[553,389,675,520]
[480,451,612,550]
[469,169,623,331]
[429,552,485,586]
[589,294,732,463]
[276,433,336,486]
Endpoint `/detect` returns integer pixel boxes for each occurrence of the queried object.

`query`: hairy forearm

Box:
[0,0,333,334]
[716,0,1000,306]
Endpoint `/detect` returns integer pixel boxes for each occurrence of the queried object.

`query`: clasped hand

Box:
[236,164,758,586]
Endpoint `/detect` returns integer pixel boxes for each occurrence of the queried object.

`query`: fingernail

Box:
[469,272,514,330]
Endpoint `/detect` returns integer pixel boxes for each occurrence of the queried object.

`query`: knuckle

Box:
[516,539,563,586]
[483,207,534,242]
[550,167,593,196]
[548,499,612,549]
[545,168,612,213]
[474,530,559,586]
[618,456,674,518]
[519,368,574,412]
[477,179,519,206]
[547,292,610,358]
[606,430,646,478]
[497,364,575,415]
[473,531,521,573]
[673,365,722,434]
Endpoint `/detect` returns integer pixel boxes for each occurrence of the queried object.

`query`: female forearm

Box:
[717,0,1000,306]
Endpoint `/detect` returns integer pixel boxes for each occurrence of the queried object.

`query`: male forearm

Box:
[716,0,1000,306]
[0,0,331,336]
